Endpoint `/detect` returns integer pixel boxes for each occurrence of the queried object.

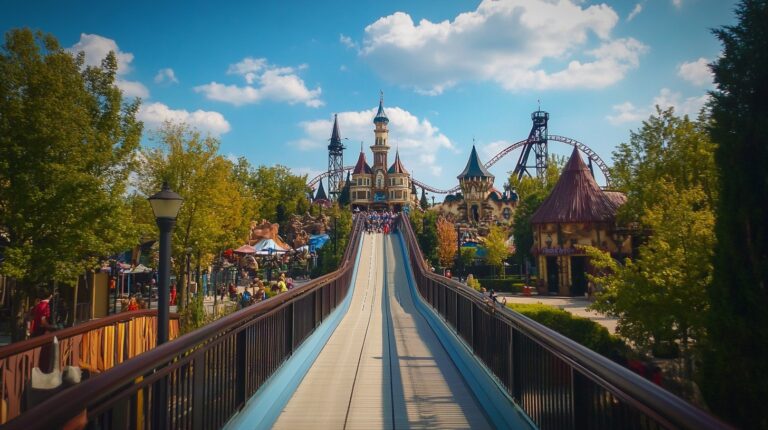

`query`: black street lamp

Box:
[148,182,183,345]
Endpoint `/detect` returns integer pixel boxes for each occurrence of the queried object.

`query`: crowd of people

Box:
[362,210,398,234]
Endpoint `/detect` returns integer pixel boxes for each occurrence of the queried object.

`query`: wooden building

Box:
[531,147,629,296]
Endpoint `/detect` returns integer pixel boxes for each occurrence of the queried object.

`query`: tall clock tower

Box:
[371,92,390,205]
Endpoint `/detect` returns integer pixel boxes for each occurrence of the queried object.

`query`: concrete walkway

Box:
[498,293,618,334]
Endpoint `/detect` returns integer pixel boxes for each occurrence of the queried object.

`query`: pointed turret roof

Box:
[352,150,372,174]
[457,145,494,180]
[373,91,389,124]
[314,180,328,201]
[531,147,625,224]
[387,150,408,174]
[328,114,343,149]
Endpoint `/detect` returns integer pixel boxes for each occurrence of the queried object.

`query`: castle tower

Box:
[350,145,373,209]
[327,114,345,200]
[371,92,390,188]
[458,145,494,223]
[387,150,410,210]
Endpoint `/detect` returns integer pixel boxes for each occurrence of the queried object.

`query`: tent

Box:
[308,234,330,250]
[126,264,153,274]
[253,238,289,255]
[234,244,256,254]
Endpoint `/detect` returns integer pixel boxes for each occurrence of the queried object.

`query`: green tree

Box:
[137,123,258,313]
[420,188,429,210]
[0,29,142,339]
[315,204,352,276]
[702,1,768,427]
[483,225,510,278]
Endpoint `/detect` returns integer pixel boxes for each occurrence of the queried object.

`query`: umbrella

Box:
[234,244,256,254]
[127,264,153,274]
[253,238,289,254]
[308,234,330,250]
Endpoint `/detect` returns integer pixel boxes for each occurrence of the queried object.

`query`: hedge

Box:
[476,278,523,293]
[507,303,628,359]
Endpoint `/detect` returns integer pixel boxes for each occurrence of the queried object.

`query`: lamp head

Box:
[148,181,183,220]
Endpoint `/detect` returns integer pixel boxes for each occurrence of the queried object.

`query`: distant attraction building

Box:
[530,147,629,296]
[438,145,517,224]
[349,94,418,211]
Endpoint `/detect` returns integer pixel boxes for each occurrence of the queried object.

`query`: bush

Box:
[507,303,628,359]
[466,274,482,292]
[477,278,523,293]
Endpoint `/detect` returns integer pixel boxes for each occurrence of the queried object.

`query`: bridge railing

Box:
[0,310,180,425]
[3,215,364,430]
[399,214,731,430]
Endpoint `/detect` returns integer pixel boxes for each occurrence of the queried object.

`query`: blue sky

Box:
[2,0,734,193]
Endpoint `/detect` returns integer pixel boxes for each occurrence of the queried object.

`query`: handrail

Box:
[3,215,365,430]
[398,214,732,430]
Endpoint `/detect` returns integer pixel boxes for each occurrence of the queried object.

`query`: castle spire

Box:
[373,91,389,124]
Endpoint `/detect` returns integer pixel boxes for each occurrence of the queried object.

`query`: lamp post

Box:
[148,182,183,345]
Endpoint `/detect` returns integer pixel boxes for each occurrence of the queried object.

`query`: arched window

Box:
[376,172,384,188]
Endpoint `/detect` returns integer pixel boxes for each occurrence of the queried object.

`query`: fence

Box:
[0,310,180,425]
[399,214,731,430]
[2,215,363,430]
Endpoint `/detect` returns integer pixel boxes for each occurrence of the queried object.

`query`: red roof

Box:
[352,151,372,174]
[387,151,408,174]
[531,147,625,224]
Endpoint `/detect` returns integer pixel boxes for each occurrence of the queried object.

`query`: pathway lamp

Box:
[148,182,183,345]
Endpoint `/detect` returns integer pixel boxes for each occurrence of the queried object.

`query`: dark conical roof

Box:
[457,145,494,180]
[531,147,625,224]
[373,92,389,124]
[314,180,328,201]
[352,151,372,174]
[387,151,408,174]
[329,114,343,149]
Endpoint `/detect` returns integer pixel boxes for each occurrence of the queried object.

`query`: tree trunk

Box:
[10,280,28,342]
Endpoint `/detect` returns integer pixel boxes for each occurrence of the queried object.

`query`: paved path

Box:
[499,294,618,334]
[273,233,491,429]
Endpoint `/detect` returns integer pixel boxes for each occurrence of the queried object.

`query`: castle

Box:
[346,95,419,211]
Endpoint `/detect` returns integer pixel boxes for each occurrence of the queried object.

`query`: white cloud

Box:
[627,3,643,21]
[196,57,323,107]
[154,68,178,84]
[138,102,231,136]
[69,34,149,99]
[672,0,683,9]
[291,166,324,180]
[339,34,357,49]
[607,88,710,125]
[292,106,456,177]
[359,0,647,94]
[677,57,713,86]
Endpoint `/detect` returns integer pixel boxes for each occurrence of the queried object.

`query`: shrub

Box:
[507,303,628,359]
[466,274,482,292]
[477,278,523,293]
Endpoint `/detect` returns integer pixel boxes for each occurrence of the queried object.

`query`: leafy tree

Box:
[315,203,352,276]
[586,108,716,401]
[436,216,458,268]
[136,122,258,312]
[483,225,510,278]
[458,247,477,274]
[420,188,429,210]
[0,29,141,339]
[702,1,768,427]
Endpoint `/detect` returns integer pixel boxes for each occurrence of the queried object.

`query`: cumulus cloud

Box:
[607,88,710,125]
[627,3,643,21]
[138,102,231,136]
[359,0,647,94]
[672,0,683,8]
[292,106,456,177]
[480,140,513,160]
[677,57,713,86]
[69,33,149,99]
[195,57,323,107]
[154,68,179,84]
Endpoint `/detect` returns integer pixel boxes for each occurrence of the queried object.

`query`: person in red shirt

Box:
[30,289,54,337]
[170,284,177,305]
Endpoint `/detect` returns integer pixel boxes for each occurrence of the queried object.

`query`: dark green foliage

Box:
[508,303,628,359]
[511,193,544,267]
[703,1,768,428]
[476,279,522,293]
[420,188,429,209]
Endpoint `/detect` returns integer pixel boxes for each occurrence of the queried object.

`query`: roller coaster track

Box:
[306,135,612,194]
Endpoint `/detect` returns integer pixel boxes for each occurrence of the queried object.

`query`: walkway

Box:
[272,233,491,429]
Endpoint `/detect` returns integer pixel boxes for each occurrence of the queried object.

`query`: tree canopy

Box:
[0,29,142,338]
[702,1,768,427]
[435,216,457,268]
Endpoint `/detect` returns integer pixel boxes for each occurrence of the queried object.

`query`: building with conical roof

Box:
[531,147,628,296]
[438,144,517,224]
[313,179,330,207]
[348,93,418,211]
